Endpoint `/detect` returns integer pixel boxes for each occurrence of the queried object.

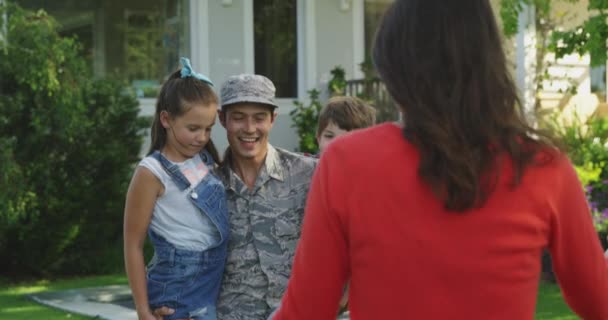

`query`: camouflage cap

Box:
[220,74,278,109]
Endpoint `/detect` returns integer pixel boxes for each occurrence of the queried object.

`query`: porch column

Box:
[189,0,210,75]
[352,0,364,80]
[515,3,537,122]
[303,0,318,95]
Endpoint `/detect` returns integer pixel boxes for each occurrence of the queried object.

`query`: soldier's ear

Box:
[270,111,278,125]
[219,111,227,128]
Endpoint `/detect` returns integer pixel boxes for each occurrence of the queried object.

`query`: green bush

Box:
[328,66,347,96]
[290,66,349,154]
[546,114,608,232]
[0,4,147,276]
[290,89,323,154]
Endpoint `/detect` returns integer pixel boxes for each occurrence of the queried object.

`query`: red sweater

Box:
[274,123,608,320]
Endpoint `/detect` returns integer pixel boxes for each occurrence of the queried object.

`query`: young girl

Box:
[124,57,228,320]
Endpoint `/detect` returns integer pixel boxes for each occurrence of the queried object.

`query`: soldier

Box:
[153,74,317,320]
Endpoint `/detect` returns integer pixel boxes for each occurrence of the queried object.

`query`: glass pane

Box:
[15,0,189,98]
[362,0,399,123]
[364,0,392,60]
[254,0,297,98]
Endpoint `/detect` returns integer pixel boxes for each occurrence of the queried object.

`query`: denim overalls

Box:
[146,150,229,320]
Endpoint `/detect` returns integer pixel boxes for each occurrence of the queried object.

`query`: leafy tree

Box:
[0,4,147,276]
[500,0,605,66]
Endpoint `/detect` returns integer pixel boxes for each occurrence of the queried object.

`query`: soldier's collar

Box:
[264,144,285,182]
[221,144,285,189]
[219,149,239,191]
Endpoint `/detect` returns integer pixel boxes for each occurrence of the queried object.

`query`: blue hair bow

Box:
[180,57,214,86]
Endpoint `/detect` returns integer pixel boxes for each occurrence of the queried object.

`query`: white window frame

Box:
[177,0,313,114]
[244,0,305,112]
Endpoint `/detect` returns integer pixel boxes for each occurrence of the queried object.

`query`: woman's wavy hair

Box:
[373,0,561,211]
[148,70,221,164]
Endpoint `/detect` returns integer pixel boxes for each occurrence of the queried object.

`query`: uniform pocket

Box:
[273,199,303,238]
[273,210,302,256]
[274,218,299,237]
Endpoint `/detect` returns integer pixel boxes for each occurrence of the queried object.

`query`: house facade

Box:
[14,0,393,152]
[12,0,603,152]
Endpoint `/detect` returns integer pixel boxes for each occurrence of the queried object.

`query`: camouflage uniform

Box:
[215,144,317,320]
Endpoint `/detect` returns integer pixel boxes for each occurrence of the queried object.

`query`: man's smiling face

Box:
[220,103,276,162]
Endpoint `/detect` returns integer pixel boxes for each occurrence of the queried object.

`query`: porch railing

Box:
[344,78,399,123]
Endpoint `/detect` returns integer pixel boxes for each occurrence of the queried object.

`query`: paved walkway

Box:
[28,285,137,320]
[29,285,351,319]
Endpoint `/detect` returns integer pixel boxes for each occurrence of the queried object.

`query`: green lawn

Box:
[0,276,579,319]
[535,281,578,319]
[0,274,128,320]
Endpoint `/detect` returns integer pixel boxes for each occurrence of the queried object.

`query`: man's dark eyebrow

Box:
[230,111,269,117]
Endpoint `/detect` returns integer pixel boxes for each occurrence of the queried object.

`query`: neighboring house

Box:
[491,0,606,124]
[14,0,393,153]
[537,0,606,123]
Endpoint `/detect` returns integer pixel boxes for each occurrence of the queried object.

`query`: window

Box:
[15,0,189,98]
[364,0,392,60]
[254,0,297,98]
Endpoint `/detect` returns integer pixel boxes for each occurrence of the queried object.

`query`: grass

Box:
[535,281,578,319]
[0,274,128,320]
[0,276,579,319]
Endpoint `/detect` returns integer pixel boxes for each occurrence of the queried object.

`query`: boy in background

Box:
[316,96,377,155]
[315,96,376,316]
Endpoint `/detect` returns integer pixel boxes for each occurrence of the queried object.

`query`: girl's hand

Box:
[137,309,159,320]
[151,306,194,320]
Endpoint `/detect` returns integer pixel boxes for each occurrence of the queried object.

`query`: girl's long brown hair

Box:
[373,0,560,211]
[148,70,221,164]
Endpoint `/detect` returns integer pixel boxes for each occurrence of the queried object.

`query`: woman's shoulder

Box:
[521,148,579,192]
[328,122,411,159]
[336,122,402,148]
[321,122,415,175]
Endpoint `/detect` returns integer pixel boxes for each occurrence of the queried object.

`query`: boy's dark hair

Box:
[148,69,221,164]
[373,0,560,211]
[316,96,376,136]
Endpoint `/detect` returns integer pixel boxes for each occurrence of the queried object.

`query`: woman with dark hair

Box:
[272,0,608,319]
